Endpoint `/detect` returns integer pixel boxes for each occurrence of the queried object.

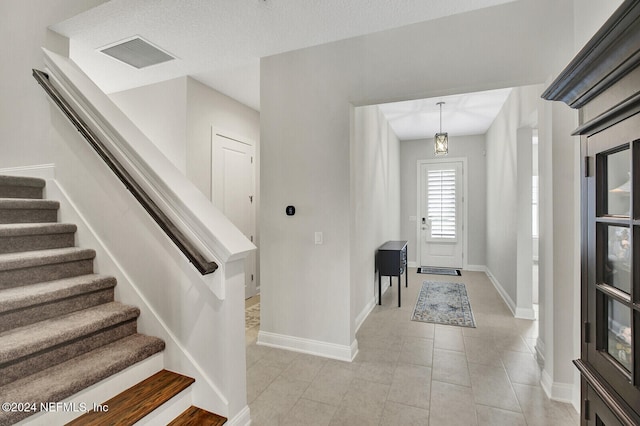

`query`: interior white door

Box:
[420,161,463,268]
[212,132,257,298]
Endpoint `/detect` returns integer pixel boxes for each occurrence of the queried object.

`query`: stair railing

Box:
[32,68,221,275]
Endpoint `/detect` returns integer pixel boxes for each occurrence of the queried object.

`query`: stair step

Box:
[66,369,195,426]
[168,406,227,426]
[0,302,139,386]
[0,274,116,333]
[0,247,95,289]
[0,223,76,254]
[0,333,165,426]
[0,175,45,199]
[0,198,58,224]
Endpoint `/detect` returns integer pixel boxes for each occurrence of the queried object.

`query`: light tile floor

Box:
[245,269,580,425]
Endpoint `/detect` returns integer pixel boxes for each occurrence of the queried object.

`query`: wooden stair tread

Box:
[168,406,227,426]
[66,369,194,425]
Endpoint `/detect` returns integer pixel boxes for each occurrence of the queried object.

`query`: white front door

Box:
[212,131,257,299]
[419,160,463,268]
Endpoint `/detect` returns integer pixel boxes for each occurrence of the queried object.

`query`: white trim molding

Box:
[484,267,536,319]
[485,267,516,315]
[464,265,486,272]
[0,163,55,180]
[415,157,469,270]
[226,405,251,426]
[355,296,376,334]
[257,331,358,362]
[541,370,576,404]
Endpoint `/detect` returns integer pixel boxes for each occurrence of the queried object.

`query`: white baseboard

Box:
[540,370,575,404]
[484,268,536,320]
[257,331,358,362]
[0,163,55,180]
[515,306,536,320]
[355,297,376,334]
[485,268,517,316]
[407,261,418,268]
[465,265,486,272]
[535,337,546,367]
[227,405,251,426]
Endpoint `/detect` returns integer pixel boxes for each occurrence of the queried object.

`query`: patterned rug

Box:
[411,281,476,328]
[417,267,461,276]
[245,303,260,330]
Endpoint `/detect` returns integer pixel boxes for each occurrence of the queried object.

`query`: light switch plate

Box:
[314,232,323,244]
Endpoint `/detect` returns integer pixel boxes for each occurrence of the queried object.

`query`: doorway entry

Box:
[211,129,258,299]
[418,159,465,268]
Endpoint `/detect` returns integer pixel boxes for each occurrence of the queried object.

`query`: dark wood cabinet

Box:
[543,1,640,424]
[376,241,408,307]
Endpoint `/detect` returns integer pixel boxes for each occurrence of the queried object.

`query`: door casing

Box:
[416,157,468,270]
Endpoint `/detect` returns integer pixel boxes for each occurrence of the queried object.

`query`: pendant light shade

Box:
[435,102,448,156]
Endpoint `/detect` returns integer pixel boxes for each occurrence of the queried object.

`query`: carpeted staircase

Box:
[0,176,226,425]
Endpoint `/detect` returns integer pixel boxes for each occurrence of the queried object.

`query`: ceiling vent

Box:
[100,37,175,69]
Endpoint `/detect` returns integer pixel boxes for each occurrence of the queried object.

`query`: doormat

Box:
[417,267,461,276]
[245,303,260,330]
[411,281,476,328]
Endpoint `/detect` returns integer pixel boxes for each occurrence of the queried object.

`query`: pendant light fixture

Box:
[434,101,448,156]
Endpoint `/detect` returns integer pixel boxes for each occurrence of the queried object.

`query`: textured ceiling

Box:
[378,88,513,140]
[51,0,516,110]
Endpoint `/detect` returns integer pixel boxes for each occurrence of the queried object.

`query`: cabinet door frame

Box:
[585,112,640,410]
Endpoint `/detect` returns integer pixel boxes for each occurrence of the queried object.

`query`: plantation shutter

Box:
[427,169,456,239]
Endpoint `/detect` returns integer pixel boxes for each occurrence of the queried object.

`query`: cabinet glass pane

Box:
[606,149,630,216]
[604,225,631,293]
[606,297,632,372]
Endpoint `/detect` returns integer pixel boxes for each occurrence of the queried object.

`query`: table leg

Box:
[378,273,382,305]
[398,275,401,307]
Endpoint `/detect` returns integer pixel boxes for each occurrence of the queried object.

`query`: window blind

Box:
[427,169,456,239]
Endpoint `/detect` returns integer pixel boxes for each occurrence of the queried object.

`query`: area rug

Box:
[245,303,260,330]
[411,281,476,328]
[417,267,461,276]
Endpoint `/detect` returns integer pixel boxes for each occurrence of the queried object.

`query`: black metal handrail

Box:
[33,69,218,275]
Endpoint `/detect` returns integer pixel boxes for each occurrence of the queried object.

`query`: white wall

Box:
[573,0,624,50]
[260,0,575,357]
[485,85,542,311]
[0,0,107,169]
[350,105,401,337]
[186,77,260,200]
[109,76,261,288]
[110,77,188,173]
[400,135,486,268]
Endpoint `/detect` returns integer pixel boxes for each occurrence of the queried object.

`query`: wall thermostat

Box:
[286,206,296,216]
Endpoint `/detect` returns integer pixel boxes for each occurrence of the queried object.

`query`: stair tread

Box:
[0,176,46,188]
[0,333,165,426]
[0,301,139,364]
[0,247,95,272]
[0,198,59,209]
[0,222,76,237]
[66,369,195,426]
[0,274,116,314]
[168,406,227,426]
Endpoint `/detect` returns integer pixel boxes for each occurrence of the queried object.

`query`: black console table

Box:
[376,241,408,307]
